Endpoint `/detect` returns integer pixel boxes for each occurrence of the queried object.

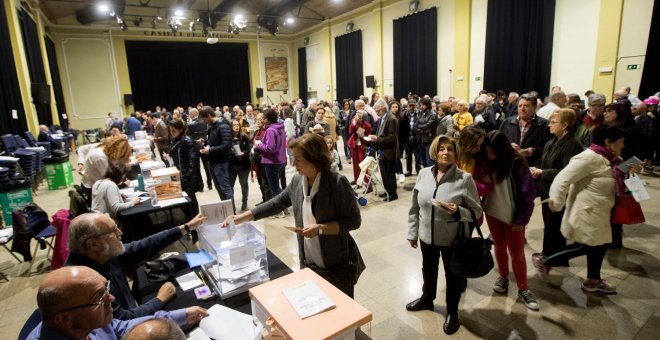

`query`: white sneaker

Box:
[399,174,406,183]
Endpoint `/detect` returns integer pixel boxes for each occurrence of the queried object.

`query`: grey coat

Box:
[252,171,361,268]
[407,164,482,247]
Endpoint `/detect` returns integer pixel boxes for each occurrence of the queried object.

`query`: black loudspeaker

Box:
[256,88,264,98]
[31,83,51,105]
[366,75,375,88]
[124,94,133,106]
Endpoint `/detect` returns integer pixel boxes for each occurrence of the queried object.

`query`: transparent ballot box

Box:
[198,222,269,299]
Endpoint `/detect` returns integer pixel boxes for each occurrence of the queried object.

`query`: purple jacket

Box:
[511,158,536,226]
[257,121,287,164]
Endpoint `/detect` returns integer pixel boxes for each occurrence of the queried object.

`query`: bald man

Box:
[27,266,207,340]
[65,212,206,320]
[38,124,63,150]
[122,318,185,340]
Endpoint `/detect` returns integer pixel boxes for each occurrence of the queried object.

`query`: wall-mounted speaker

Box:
[31,83,51,105]
[256,88,264,98]
[123,94,133,106]
[366,75,375,89]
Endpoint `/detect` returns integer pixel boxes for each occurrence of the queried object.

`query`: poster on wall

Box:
[265,57,289,91]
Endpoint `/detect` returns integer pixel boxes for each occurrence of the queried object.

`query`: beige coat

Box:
[325,114,338,142]
[549,149,615,246]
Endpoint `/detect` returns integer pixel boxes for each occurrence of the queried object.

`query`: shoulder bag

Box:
[451,222,494,278]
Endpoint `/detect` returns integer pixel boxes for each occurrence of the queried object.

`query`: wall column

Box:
[453,0,471,100]
[592,0,624,102]
[34,8,60,125]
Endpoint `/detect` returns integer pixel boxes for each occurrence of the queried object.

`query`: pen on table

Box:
[197,271,206,285]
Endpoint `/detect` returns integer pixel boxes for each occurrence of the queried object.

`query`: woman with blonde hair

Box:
[79,136,132,199]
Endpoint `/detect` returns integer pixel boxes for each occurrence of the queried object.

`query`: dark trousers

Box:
[379,159,397,197]
[308,265,355,299]
[341,135,351,159]
[184,189,199,215]
[209,161,235,213]
[544,243,607,280]
[420,241,465,315]
[254,165,272,202]
[420,142,432,167]
[229,164,249,208]
[402,140,422,174]
[541,203,568,265]
[200,153,212,188]
[610,223,623,247]
[264,163,285,198]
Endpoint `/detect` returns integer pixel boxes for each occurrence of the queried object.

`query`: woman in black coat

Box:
[229,119,252,212]
[168,119,203,214]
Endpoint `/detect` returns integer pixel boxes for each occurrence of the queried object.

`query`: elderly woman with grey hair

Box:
[347,109,372,187]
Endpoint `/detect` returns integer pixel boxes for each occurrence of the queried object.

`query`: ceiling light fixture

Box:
[133,17,142,27]
[189,21,195,32]
[98,4,110,13]
[174,9,184,17]
[233,14,247,29]
[286,17,294,24]
[409,0,420,13]
[152,19,157,29]
[168,18,182,33]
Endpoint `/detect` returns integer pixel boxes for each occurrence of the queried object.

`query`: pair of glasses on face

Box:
[51,280,111,316]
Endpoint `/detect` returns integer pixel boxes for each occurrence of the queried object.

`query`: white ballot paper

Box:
[199,200,235,226]
[175,272,203,291]
[282,280,336,319]
[188,304,261,340]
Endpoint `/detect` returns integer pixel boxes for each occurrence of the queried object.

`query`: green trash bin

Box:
[0,184,33,226]
[45,160,74,190]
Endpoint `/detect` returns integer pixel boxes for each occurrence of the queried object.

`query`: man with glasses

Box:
[65,212,207,320]
[27,266,207,340]
[579,93,606,129]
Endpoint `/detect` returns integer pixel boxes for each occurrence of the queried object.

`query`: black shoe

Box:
[384,195,398,202]
[350,180,356,185]
[207,183,213,190]
[404,172,413,177]
[443,314,460,335]
[338,165,343,171]
[378,193,388,198]
[405,298,433,311]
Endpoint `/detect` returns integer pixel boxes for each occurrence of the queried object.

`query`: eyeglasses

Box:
[51,280,111,316]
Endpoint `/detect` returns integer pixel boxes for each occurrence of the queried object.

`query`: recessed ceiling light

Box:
[98,4,110,13]
[174,9,184,17]
[286,17,294,24]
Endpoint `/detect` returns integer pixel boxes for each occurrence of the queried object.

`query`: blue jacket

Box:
[125,117,142,137]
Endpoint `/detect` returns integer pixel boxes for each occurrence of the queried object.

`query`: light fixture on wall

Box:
[346,22,354,32]
[409,0,420,13]
[168,17,182,33]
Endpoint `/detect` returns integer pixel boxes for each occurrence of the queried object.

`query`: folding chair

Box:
[29,225,57,270]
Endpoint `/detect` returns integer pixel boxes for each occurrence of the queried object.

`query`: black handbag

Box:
[451,222,494,278]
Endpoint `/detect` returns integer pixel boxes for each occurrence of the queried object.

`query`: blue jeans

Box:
[263,163,285,198]
[210,161,235,212]
[420,142,432,167]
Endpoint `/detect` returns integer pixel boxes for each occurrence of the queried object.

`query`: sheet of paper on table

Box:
[282,280,336,319]
[187,304,261,340]
[154,196,188,208]
[175,271,203,291]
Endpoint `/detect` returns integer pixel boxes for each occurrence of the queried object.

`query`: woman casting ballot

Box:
[222,133,364,298]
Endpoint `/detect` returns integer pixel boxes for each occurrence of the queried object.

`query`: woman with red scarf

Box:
[347,110,371,188]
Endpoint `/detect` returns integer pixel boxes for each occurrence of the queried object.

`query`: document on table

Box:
[175,271,203,291]
[154,197,188,208]
[282,280,336,319]
[187,304,260,340]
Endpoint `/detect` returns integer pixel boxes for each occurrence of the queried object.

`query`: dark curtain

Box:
[297,47,308,103]
[393,8,437,99]
[18,8,52,126]
[0,2,27,136]
[483,0,555,97]
[335,30,363,101]
[125,41,251,110]
[639,0,660,99]
[45,36,67,129]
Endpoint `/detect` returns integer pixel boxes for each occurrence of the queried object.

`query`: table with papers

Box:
[117,194,195,242]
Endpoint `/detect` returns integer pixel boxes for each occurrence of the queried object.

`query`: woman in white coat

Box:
[406,135,482,335]
[534,125,626,294]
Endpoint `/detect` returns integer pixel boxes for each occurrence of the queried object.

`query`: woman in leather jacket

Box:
[229,119,252,212]
[168,119,203,214]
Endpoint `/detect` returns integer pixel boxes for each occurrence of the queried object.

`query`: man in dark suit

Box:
[368,99,399,201]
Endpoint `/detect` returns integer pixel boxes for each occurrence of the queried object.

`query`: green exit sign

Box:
[627,64,642,70]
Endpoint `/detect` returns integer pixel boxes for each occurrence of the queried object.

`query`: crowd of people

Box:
[29,84,659,338]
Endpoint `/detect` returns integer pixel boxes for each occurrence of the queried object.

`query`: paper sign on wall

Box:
[12,110,18,119]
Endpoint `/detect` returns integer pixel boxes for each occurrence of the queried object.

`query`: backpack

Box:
[69,185,91,217]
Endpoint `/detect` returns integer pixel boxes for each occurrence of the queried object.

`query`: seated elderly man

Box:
[38,124,63,150]
[27,266,207,340]
[123,318,186,340]
[65,212,207,320]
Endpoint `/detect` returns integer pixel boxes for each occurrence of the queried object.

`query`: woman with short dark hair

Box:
[91,160,140,219]
[168,119,202,214]
[229,119,252,212]
[227,133,363,297]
